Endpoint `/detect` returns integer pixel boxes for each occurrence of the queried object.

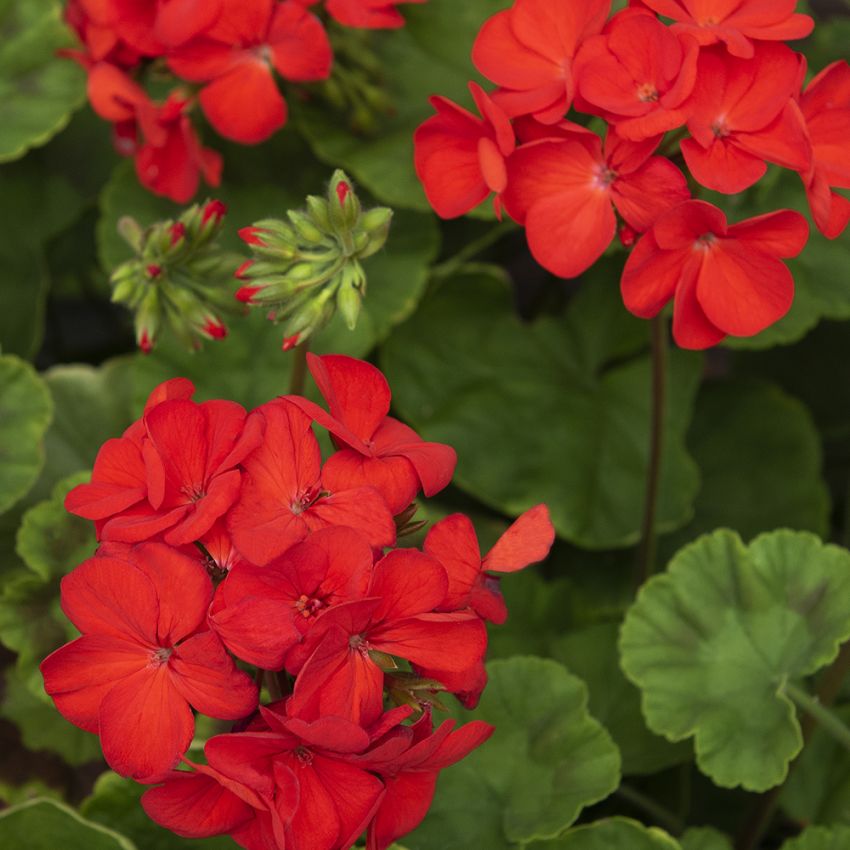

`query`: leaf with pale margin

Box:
[781,825,850,850]
[0,798,136,850]
[0,354,53,514]
[531,817,680,850]
[0,0,86,162]
[381,263,702,547]
[681,827,734,850]
[407,657,621,848]
[620,529,850,791]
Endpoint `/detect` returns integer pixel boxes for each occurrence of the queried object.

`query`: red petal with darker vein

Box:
[200,62,287,145]
[99,665,195,780]
[681,136,767,195]
[164,467,243,545]
[424,513,482,609]
[671,258,726,350]
[611,155,691,232]
[370,549,448,622]
[142,771,254,838]
[305,486,397,551]
[484,504,555,572]
[367,772,438,850]
[620,231,688,319]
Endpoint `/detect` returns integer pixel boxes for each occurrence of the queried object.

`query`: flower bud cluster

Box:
[236,171,392,349]
[110,199,240,353]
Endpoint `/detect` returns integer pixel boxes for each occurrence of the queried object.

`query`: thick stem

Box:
[635,315,668,588]
[735,642,850,850]
[288,340,311,396]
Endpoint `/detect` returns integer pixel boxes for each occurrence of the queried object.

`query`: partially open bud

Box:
[109,199,242,353]
[236,171,393,348]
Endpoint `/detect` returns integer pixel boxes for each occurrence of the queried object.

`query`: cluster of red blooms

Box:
[40,353,555,850]
[65,0,426,202]
[414,0,850,349]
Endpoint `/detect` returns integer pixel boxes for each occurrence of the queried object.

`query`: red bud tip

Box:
[139,331,153,354]
[235,260,254,280]
[204,319,228,339]
[238,226,268,247]
[282,333,301,351]
[146,264,163,278]
[202,199,227,224]
[336,181,351,206]
[235,285,262,303]
[169,221,187,245]
[618,224,637,248]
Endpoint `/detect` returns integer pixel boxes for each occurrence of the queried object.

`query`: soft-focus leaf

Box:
[781,825,850,850]
[381,263,702,548]
[295,0,509,210]
[532,817,681,850]
[680,827,734,850]
[0,797,136,850]
[0,354,53,514]
[0,1,86,163]
[408,657,621,848]
[621,530,850,791]
[81,772,240,850]
[553,622,691,776]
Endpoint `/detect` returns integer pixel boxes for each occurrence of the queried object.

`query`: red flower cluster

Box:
[65,0,425,201]
[414,0,847,349]
[41,354,555,850]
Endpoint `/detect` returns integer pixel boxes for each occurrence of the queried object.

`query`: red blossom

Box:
[40,544,257,781]
[621,200,809,348]
[291,354,457,515]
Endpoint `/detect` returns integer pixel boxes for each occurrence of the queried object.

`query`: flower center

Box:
[290,484,321,515]
[349,634,371,657]
[294,746,313,766]
[294,594,325,618]
[593,164,618,190]
[636,82,659,103]
[694,232,717,251]
[151,647,172,667]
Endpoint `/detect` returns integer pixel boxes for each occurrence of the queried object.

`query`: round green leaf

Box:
[0,0,86,162]
[781,825,850,850]
[534,817,681,850]
[658,379,831,561]
[0,798,136,850]
[381,264,702,548]
[295,0,508,210]
[620,529,850,791]
[553,622,691,776]
[409,657,621,848]
[681,827,734,850]
[0,354,53,514]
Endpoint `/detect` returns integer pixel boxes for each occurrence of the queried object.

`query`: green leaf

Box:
[409,657,621,848]
[381,263,702,548]
[532,817,681,850]
[0,798,136,850]
[81,772,240,850]
[1,666,102,765]
[620,529,850,791]
[0,1,86,163]
[295,0,508,210]
[0,354,53,514]
[781,825,850,850]
[659,379,830,559]
[680,827,734,850]
[780,704,850,827]
[552,622,691,776]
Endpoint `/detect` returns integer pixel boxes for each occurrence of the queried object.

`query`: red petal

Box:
[269,1,332,81]
[322,451,419,516]
[369,549,448,622]
[671,256,726,350]
[143,377,196,413]
[86,63,147,122]
[200,62,286,145]
[611,155,691,231]
[725,209,809,258]
[164,468,243,545]
[305,487,397,551]
[99,665,194,780]
[155,0,223,45]
[423,514,482,609]
[681,136,767,194]
[621,230,686,319]
[367,772,437,850]
[653,199,727,248]
[483,504,555,573]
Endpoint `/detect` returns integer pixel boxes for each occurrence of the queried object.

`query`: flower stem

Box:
[615,783,685,835]
[635,315,668,588]
[289,340,311,396]
[431,220,515,279]
[785,681,850,752]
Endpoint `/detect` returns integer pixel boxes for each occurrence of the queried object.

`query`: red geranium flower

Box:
[634,0,814,58]
[424,504,555,624]
[621,200,809,349]
[797,60,850,238]
[502,127,690,278]
[167,0,332,144]
[575,9,699,141]
[472,0,610,122]
[227,399,396,566]
[413,82,515,219]
[291,354,457,514]
[40,544,257,781]
[297,0,426,29]
[681,43,810,193]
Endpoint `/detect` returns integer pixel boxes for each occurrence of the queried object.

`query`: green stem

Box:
[635,315,668,588]
[785,681,850,753]
[264,670,283,702]
[288,340,311,396]
[431,220,515,278]
[615,784,685,835]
